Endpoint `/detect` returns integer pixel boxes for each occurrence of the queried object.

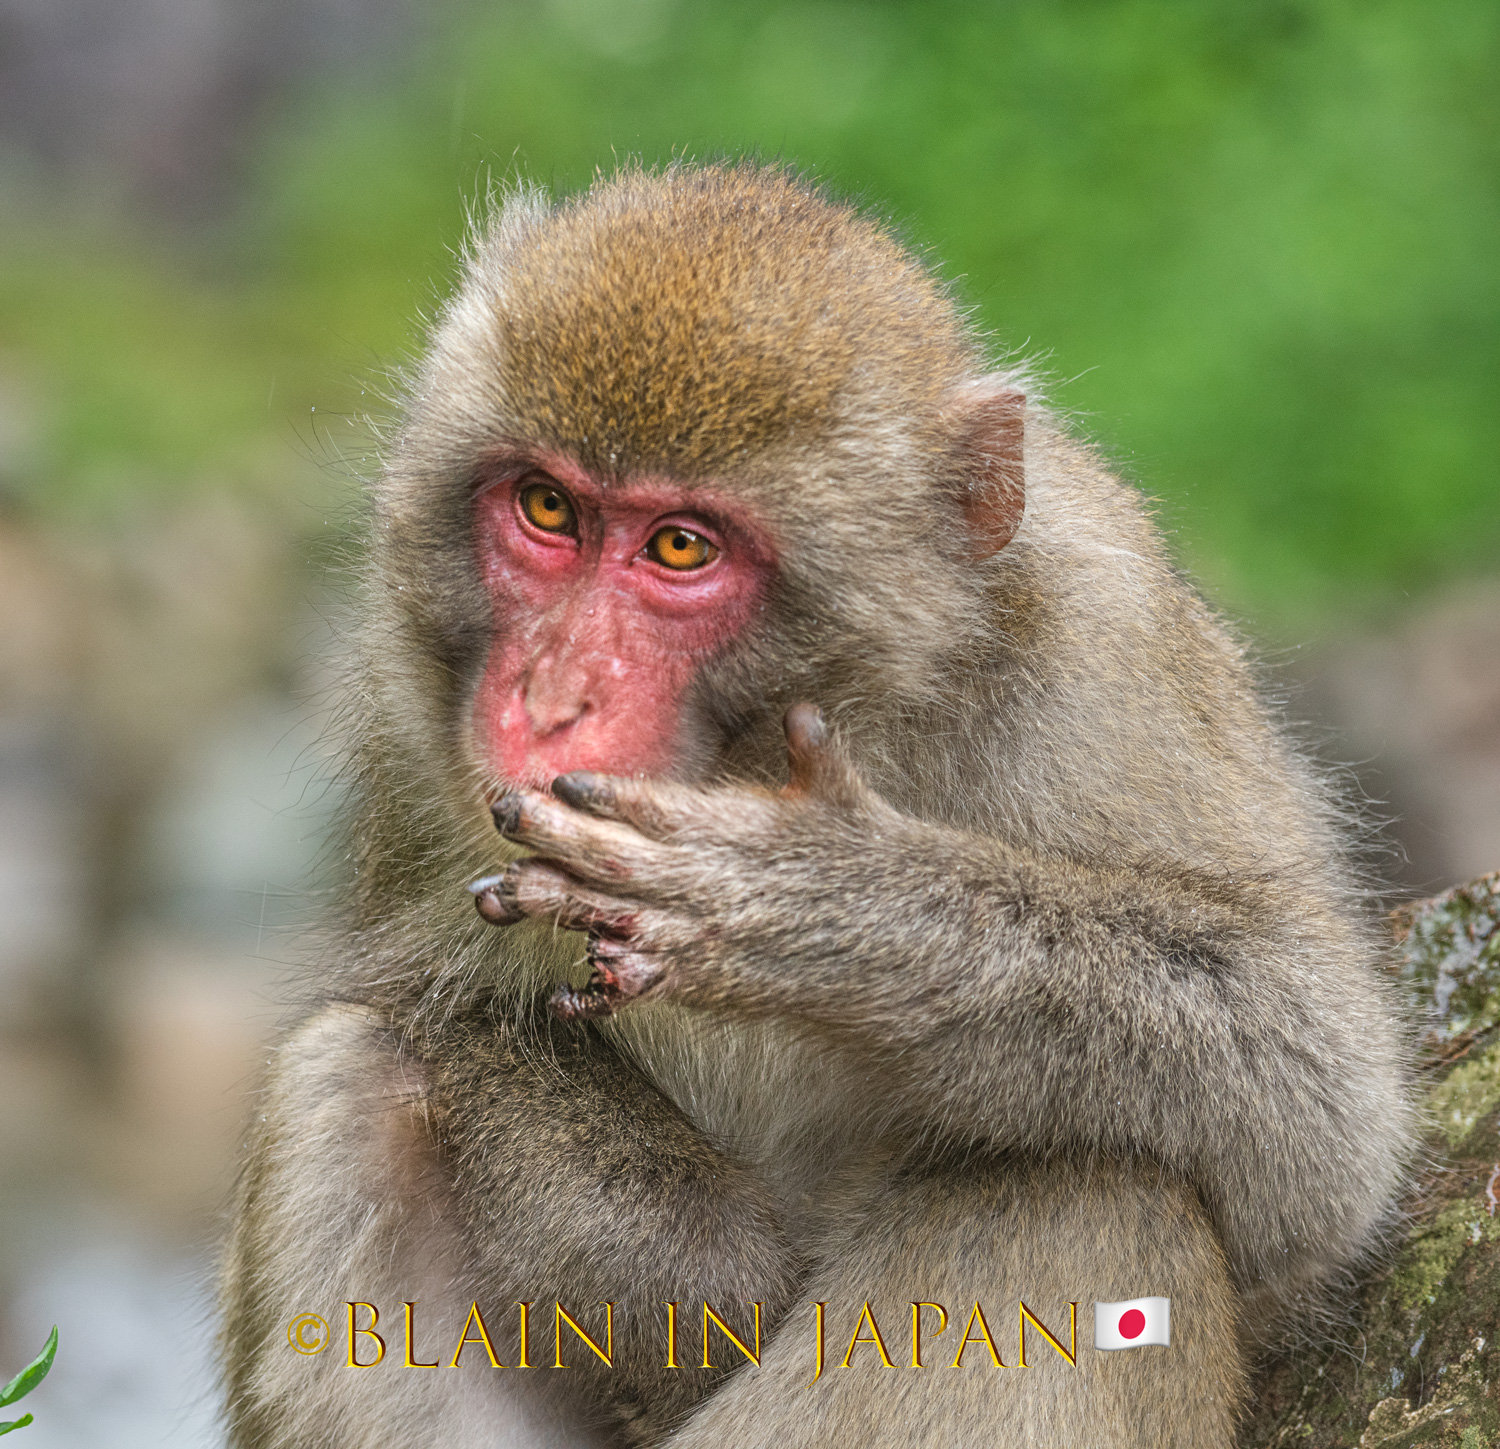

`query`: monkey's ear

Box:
[948,382,1025,558]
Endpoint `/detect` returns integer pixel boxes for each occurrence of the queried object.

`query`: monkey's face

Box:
[374,169,1025,812]
[469,452,777,790]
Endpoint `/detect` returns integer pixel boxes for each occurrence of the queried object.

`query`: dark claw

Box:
[468,870,523,925]
[491,792,525,836]
[553,936,663,1019]
[549,977,621,1022]
[553,771,612,812]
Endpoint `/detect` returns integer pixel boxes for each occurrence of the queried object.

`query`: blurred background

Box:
[0,0,1496,1440]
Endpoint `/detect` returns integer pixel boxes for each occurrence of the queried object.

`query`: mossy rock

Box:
[1243,872,1500,1448]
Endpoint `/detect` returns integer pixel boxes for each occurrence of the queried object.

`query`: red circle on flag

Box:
[1118,1309,1146,1339]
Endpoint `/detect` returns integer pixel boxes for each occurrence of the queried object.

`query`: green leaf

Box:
[0,1328,57,1409]
[0,1415,34,1435]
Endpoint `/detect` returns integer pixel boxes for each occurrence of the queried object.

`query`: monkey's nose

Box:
[521,671,593,736]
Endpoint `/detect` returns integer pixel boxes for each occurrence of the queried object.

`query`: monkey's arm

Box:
[424,999,803,1444]
[473,709,1410,1322]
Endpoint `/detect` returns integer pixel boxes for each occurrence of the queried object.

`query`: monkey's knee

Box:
[885,1156,1244,1448]
[664,1155,1244,1449]
[225,1004,440,1300]
[222,1007,438,1438]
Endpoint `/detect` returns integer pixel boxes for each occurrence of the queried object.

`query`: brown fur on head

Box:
[449,161,979,478]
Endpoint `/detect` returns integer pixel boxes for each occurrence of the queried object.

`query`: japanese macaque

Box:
[221,163,1413,1448]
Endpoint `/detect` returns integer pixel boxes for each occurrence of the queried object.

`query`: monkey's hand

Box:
[469,704,1410,1320]
[469,703,903,1021]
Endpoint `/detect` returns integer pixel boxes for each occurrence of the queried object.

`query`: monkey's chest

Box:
[607,1009,877,1229]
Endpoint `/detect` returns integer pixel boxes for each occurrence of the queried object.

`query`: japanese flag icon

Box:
[1093,1297,1170,1350]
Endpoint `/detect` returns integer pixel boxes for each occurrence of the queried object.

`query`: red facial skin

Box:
[471,454,774,790]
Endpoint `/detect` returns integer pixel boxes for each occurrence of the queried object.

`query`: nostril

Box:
[523,683,592,737]
[539,701,590,738]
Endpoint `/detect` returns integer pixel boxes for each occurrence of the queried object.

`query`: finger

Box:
[551,771,701,839]
[472,860,645,935]
[550,943,665,1021]
[783,703,866,804]
[491,790,664,887]
[554,771,790,857]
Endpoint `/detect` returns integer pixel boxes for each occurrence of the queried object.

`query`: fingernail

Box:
[472,883,523,925]
[491,792,524,835]
[553,772,608,809]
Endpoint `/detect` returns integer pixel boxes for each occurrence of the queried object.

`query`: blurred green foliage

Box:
[0,1325,56,1436]
[3,0,1496,631]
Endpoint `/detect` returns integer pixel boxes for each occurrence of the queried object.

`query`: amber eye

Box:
[518,480,577,535]
[646,526,718,570]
